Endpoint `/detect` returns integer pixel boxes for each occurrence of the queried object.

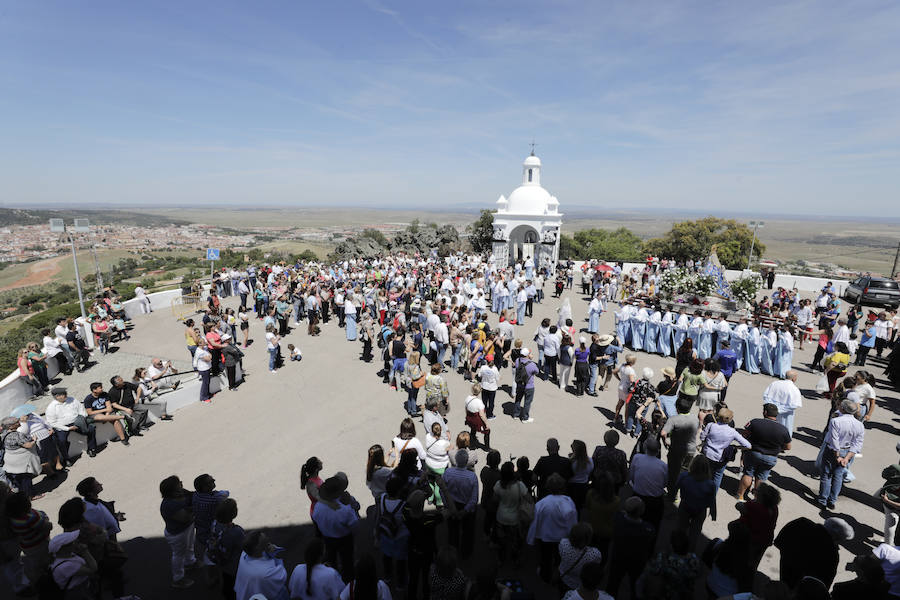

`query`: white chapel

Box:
[491,152,563,269]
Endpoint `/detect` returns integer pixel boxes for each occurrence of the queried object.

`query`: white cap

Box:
[521,348,531,356]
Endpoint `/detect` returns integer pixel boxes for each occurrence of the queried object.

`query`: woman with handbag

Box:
[699,407,751,491]
[404,351,425,417]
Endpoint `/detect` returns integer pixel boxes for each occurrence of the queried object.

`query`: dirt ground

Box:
[0,256,63,291]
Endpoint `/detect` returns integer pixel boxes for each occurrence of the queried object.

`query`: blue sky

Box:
[1,1,899,214]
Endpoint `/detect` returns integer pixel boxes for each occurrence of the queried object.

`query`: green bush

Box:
[0,326,42,372]
[22,301,84,330]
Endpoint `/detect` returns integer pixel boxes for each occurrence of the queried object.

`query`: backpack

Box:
[515,359,529,387]
[376,495,405,539]
[207,522,230,566]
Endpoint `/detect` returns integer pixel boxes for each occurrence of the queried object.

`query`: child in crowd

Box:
[288,344,302,362]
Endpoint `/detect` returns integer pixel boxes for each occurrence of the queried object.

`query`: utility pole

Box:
[892,241,900,279]
[746,221,764,271]
[50,219,89,320]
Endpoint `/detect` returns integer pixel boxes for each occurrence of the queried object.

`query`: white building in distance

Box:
[491,152,562,270]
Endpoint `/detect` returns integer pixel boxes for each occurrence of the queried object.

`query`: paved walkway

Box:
[28,289,900,598]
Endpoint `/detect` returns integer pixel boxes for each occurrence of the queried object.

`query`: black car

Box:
[844,276,900,309]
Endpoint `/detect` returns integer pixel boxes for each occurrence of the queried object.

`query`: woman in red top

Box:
[17,349,43,397]
[300,456,323,518]
[809,326,834,371]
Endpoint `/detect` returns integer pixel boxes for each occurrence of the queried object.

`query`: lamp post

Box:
[746,220,764,271]
[49,218,90,320]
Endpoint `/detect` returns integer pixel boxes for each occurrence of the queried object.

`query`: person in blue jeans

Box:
[855,317,877,366]
[513,348,540,423]
[699,407,751,491]
[736,403,791,502]
[818,399,865,509]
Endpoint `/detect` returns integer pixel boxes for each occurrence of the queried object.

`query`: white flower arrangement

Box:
[730,273,763,305]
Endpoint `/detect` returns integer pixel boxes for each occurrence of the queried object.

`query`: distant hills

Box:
[0,208,189,228]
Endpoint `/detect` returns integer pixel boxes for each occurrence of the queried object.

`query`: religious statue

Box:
[493,226,507,241]
[541,229,557,243]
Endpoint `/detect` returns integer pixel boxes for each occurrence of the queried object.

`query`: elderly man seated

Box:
[83,382,129,446]
[45,387,98,459]
[146,358,181,397]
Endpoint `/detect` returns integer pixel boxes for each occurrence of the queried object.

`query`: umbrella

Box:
[9,404,37,419]
[595,264,614,273]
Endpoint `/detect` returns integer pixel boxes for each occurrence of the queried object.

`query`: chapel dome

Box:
[504,185,553,215]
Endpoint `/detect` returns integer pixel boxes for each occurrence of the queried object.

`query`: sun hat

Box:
[597,334,614,345]
[661,367,676,378]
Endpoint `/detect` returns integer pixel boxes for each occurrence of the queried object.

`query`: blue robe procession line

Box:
[745,329,761,374]
[759,333,775,376]
[659,319,673,357]
[645,319,660,354]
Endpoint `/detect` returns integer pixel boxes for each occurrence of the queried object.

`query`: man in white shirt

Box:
[542,326,561,384]
[46,387,98,460]
[434,316,449,366]
[763,370,803,437]
[134,285,151,313]
[55,317,75,370]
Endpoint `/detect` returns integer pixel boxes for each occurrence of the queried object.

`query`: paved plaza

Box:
[29,289,900,598]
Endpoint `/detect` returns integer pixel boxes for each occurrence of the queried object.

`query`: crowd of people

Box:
[3,250,900,600]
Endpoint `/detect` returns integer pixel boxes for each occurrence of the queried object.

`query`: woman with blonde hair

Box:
[16,348,43,398]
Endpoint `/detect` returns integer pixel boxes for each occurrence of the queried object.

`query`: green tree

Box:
[643,217,766,270]
[558,227,644,261]
[466,209,495,254]
[360,228,388,246]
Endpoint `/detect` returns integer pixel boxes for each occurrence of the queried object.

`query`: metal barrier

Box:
[171,294,201,321]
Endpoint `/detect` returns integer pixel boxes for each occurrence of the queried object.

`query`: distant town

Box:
[0,221,414,263]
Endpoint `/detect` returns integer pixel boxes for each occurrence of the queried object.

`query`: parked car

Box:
[844,276,900,309]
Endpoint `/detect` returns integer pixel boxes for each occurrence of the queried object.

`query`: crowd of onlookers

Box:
[3,252,900,599]
[15,288,140,399]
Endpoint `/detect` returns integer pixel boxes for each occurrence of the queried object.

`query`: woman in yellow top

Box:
[184,318,202,359]
[823,341,851,397]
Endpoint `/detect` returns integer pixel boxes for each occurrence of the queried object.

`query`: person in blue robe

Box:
[658,312,673,357]
[698,325,713,360]
[615,308,630,348]
[774,329,794,379]
[759,330,776,375]
[688,313,703,358]
[745,325,761,374]
[645,312,660,354]
[630,313,646,351]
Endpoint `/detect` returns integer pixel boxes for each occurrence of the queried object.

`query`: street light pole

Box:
[68,232,87,320]
[746,221,764,271]
[50,218,90,320]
